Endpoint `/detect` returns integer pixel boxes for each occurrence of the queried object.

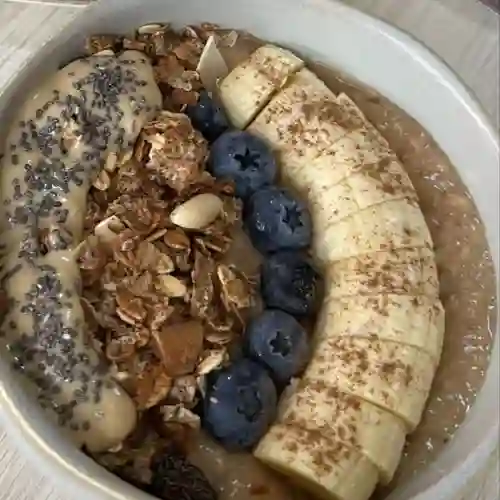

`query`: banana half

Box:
[219,44,444,500]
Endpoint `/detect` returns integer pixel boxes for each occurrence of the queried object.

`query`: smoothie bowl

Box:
[0,1,498,500]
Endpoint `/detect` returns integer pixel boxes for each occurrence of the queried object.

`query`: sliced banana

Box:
[219,45,304,129]
[255,423,379,500]
[313,198,432,264]
[278,126,394,195]
[325,246,439,298]
[276,380,406,483]
[304,336,436,430]
[305,157,417,228]
[247,68,366,167]
[246,69,395,192]
[244,68,431,265]
[317,294,445,363]
[220,44,445,500]
[336,93,392,150]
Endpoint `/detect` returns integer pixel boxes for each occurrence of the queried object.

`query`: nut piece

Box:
[152,320,204,376]
[196,35,228,94]
[170,193,223,230]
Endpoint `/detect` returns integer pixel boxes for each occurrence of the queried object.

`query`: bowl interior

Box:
[0,1,498,500]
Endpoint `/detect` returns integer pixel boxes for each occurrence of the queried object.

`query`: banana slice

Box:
[305,157,417,228]
[247,68,367,167]
[255,423,379,500]
[336,93,391,150]
[219,45,304,129]
[278,125,394,194]
[277,380,406,483]
[317,295,445,363]
[304,336,436,430]
[313,198,432,264]
[325,247,439,298]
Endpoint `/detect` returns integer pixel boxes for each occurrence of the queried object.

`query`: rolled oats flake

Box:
[196,348,228,376]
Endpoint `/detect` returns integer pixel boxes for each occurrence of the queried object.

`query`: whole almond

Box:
[170,193,223,230]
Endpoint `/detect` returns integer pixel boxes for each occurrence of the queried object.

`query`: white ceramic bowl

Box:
[0,1,498,500]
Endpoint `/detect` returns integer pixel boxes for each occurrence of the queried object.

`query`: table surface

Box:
[0,0,498,499]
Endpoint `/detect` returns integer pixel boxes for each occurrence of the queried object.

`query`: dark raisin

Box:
[149,447,217,500]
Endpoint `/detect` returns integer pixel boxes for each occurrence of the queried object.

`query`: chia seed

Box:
[73,388,88,403]
[13,184,23,201]
[54,209,69,224]
[24,157,86,194]
[50,384,62,395]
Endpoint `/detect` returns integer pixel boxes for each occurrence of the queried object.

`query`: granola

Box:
[137,111,208,192]
[80,23,259,498]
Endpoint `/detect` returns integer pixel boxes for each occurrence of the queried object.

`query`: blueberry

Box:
[261,251,318,316]
[244,186,312,253]
[203,359,277,450]
[209,131,277,199]
[244,309,310,384]
[186,90,229,142]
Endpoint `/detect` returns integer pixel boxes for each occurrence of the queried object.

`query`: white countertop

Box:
[0,0,498,499]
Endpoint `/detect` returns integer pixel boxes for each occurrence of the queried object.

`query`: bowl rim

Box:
[0,1,498,499]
